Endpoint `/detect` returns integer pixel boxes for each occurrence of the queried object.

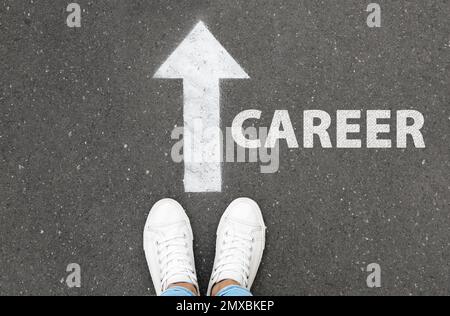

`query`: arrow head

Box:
[154,21,249,80]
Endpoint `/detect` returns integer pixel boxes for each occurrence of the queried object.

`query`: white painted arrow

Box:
[154,21,249,193]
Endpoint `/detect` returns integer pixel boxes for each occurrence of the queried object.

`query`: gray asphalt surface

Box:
[1,0,449,296]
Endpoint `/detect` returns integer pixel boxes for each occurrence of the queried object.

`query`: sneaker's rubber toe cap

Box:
[146,198,187,227]
[224,198,265,227]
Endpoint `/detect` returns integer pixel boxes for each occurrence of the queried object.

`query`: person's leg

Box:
[208,198,266,297]
[215,285,253,297]
[161,286,197,297]
[144,199,199,296]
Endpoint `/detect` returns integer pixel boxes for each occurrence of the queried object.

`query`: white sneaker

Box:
[143,199,198,296]
[207,198,266,296]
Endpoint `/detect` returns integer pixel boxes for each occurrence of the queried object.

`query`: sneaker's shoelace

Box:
[157,234,196,291]
[212,230,254,287]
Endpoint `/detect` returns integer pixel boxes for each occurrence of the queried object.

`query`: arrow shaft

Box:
[183,80,222,192]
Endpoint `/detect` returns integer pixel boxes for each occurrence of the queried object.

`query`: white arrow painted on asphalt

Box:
[154,21,249,193]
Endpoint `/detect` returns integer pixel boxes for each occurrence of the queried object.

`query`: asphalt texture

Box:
[0,0,449,296]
